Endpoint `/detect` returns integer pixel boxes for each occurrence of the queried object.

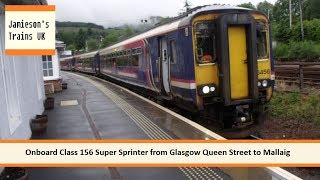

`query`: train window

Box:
[170,40,177,64]
[194,21,216,64]
[127,49,131,55]
[119,56,127,66]
[256,20,268,59]
[257,30,268,59]
[131,54,139,66]
[127,52,132,66]
[137,47,142,54]
[132,48,137,55]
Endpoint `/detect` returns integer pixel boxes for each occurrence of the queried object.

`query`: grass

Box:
[268,90,320,125]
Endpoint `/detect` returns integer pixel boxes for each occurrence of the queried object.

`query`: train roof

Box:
[73,50,98,59]
[99,4,260,55]
[59,56,73,61]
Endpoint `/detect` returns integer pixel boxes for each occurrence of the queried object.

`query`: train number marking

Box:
[258,69,270,75]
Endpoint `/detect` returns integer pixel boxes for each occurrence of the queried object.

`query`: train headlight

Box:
[262,80,268,87]
[258,79,271,88]
[197,84,217,96]
[258,82,261,87]
[202,86,210,94]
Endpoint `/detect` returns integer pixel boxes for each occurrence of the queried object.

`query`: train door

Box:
[217,14,258,105]
[228,26,249,99]
[160,37,171,95]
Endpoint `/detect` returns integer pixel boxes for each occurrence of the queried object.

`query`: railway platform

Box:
[28,72,300,180]
[28,72,230,180]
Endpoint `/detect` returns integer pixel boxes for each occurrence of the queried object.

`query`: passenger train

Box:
[60,5,275,138]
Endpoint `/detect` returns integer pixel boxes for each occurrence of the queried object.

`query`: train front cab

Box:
[192,11,273,130]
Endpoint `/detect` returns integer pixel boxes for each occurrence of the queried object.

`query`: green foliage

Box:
[273,21,292,43]
[75,28,87,50]
[303,0,320,20]
[237,2,256,9]
[303,19,320,41]
[66,44,76,52]
[272,0,300,23]
[269,92,320,124]
[274,41,320,59]
[87,39,99,51]
[273,19,320,42]
[102,30,119,47]
[56,31,77,46]
[158,17,173,25]
[257,0,274,19]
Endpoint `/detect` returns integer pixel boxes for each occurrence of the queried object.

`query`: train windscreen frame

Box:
[194,21,217,64]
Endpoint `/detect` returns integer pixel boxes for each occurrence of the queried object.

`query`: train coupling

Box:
[233,105,253,128]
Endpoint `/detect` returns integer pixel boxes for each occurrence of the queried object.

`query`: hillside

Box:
[55,17,168,52]
[56,21,104,29]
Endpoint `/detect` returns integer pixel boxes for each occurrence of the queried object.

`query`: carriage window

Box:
[120,54,127,66]
[131,54,139,66]
[170,40,177,64]
[194,21,216,64]
[131,47,141,67]
[132,48,137,55]
[137,48,142,54]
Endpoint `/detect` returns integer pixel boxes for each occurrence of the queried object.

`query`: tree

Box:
[272,0,300,23]
[257,0,274,19]
[87,39,99,51]
[75,28,87,50]
[303,0,320,20]
[123,25,134,38]
[102,31,119,47]
[87,27,93,37]
[159,17,172,24]
[56,31,77,46]
[66,44,76,53]
[237,2,256,9]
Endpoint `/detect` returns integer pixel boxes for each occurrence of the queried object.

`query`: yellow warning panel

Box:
[60,100,78,107]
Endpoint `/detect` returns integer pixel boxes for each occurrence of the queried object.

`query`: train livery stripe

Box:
[117,71,137,78]
[170,78,196,90]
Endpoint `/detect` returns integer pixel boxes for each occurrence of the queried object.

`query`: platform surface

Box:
[29,72,232,180]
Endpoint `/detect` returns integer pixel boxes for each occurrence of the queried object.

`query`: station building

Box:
[0,0,48,140]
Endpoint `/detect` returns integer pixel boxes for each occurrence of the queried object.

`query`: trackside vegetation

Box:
[268,91,320,125]
[239,0,320,60]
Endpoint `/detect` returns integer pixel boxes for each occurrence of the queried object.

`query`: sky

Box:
[48,0,277,27]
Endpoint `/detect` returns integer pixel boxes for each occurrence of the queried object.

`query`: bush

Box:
[273,41,320,59]
[273,43,289,58]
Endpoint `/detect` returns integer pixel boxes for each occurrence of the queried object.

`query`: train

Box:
[60,4,275,138]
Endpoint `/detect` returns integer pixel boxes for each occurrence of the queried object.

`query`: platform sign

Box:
[5,5,56,56]
[0,140,319,167]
